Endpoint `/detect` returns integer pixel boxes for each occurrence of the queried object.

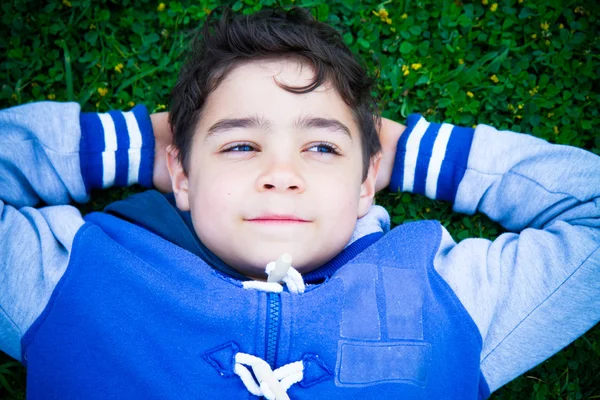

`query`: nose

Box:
[255,156,306,193]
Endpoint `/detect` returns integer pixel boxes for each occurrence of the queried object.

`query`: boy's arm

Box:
[387,114,600,393]
[0,101,159,361]
[1,101,158,208]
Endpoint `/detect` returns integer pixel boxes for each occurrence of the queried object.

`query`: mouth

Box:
[245,214,311,224]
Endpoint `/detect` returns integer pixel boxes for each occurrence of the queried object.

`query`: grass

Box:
[1,0,599,398]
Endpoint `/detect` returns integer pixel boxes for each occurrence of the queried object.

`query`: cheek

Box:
[316,176,362,218]
[189,169,245,221]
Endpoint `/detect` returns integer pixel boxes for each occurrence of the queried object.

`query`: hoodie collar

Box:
[104,190,388,283]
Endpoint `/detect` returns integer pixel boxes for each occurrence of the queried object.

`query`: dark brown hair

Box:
[169,7,381,180]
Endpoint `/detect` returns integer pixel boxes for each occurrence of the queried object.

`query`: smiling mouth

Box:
[247,219,310,224]
[245,215,311,223]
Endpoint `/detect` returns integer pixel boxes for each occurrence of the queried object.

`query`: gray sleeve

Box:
[0,101,154,361]
[390,116,600,392]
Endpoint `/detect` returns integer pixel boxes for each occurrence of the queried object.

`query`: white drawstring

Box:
[242,253,306,294]
[237,254,306,398]
[234,352,304,400]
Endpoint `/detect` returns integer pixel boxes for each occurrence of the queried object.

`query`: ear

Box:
[166,145,191,211]
[357,153,382,218]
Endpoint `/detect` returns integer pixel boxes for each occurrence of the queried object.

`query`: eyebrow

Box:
[206,115,271,137]
[294,115,352,141]
[205,114,352,141]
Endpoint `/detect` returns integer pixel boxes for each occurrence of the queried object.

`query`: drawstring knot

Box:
[234,352,304,400]
[242,253,306,294]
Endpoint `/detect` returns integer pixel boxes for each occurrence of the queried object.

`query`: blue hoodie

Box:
[1,102,599,398]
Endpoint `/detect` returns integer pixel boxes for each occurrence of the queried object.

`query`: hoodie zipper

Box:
[265,292,281,368]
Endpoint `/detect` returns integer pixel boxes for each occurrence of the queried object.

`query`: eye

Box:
[221,143,258,152]
[305,142,341,155]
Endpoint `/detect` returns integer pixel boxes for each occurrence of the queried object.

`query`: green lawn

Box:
[1,0,599,398]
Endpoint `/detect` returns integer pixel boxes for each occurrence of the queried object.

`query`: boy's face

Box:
[168,59,380,278]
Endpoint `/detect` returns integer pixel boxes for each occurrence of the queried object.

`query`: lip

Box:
[246,214,311,223]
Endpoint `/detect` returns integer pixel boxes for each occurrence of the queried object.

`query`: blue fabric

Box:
[132,105,154,188]
[104,191,248,281]
[436,125,474,202]
[413,122,441,196]
[78,106,154,191]
[303,232,383,283]
[21,212,489,399]
[388,115,475,202]
[389,113,421,193]
[79,112,104,191]
[3,102,598,394]
[108,110,130,187]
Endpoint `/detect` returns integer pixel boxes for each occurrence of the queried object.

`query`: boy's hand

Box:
[150,112,173,193]
[376,117,406,192]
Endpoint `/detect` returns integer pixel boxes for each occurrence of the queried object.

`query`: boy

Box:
[1,7,599,400]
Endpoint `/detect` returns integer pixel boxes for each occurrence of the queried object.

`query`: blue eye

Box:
[223,144,255,152]
[307,143,340,155]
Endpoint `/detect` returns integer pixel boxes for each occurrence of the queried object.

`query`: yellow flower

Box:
[128,101,135,107]
[403,69,410,76]
[373,8,389,19]
[373,8,392,24]
[531,33,537,39]
[114,63,124,73]
[540,22,549,31]
[156,104,167,110]
[518,103,523,109]
[472,125,477,128]
[490,3,498,12]
[559,23,564,29]
[516,115,522,119]
[490,74,499,83]
[401,65,409,72]
[411,63,422,70]
[401,13,408,19]
[467,91,474,98]
[459,59,464,64]
[157,3,166,12]
[481,0,488,5]
[425,208,430,212]
[553,126,559,134]
[62,0,72,7]
[97,87,108,97]
[508,104,515,111]
[47,94,56,100]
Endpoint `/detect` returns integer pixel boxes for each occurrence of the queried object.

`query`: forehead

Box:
[197,59,358,135]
